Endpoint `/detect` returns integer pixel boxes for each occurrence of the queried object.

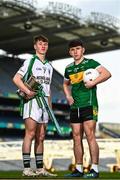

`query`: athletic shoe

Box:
[36,168,57,177]
[83,169,99,178]
[65,169,84,177]
[22,168,37,176]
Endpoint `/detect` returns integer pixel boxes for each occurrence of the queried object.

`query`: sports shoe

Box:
[22,168,37,176]
[36,168,57,177]
[65,169,84,177]
[83,169,99,178]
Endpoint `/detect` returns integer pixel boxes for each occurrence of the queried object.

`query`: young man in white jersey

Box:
[13,35,56,177]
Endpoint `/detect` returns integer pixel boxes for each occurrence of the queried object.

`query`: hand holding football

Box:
[83,68,99,83]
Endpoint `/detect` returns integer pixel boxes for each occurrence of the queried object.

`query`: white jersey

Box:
[17,55,53,123]
[17,56,53,96]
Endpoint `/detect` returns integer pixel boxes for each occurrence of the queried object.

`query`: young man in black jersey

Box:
[63,39,111,178]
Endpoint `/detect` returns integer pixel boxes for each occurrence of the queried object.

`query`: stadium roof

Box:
[0,0,120,60]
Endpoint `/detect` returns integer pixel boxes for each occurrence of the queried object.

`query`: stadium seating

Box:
[0,139,120,171]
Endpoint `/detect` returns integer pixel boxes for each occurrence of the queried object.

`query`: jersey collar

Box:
[74,56,85,66]
[35,54,48,64]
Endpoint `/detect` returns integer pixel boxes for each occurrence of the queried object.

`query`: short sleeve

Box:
[90,59,101,69]
[17,59,30,77]
[64,68,69,81]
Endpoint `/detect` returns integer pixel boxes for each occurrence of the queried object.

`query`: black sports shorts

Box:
[70,106,95,123]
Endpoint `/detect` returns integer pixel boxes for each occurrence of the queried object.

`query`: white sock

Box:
[76,164,83,173]
[91,164,99,173]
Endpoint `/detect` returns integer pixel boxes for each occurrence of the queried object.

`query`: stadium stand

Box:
[0,0,120,59]
[99,123,120,138]
[0,139,120,171]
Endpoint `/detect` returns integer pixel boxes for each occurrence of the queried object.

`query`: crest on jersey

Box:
[43,67,47,73]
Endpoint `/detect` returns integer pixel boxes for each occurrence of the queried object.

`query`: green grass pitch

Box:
[0,171,120,179]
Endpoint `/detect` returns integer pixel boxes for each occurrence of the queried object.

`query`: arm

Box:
[63,80,74,105]
[85,66,112,88]
[95,66,111,84]
[13,73,36,98]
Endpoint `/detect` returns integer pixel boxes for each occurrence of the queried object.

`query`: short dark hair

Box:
[33,34,48,44]
[68,39,84,49]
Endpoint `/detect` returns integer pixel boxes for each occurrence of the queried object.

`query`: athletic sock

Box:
[76,164,83,173]
[35,153,43,169]
[91,164,99,173]
[23,153,30,168]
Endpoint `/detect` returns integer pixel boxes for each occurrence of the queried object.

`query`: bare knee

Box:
[84,121,97,142]
[25,130,35,141]
[73,132,82,143]
[35,133,45,143]
[86,131,96,142]
[39,133,45,141]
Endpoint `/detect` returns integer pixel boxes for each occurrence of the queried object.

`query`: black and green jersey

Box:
[64,58,101,109]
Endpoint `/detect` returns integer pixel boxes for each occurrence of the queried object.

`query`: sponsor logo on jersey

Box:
[69,71,84,84]
[67,69,72,72]
[36,67,42,70]
[36,76,50,84]
[82,59,89,64]
[74,67,79,73]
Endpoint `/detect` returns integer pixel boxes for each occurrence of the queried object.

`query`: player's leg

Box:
[71,123,84,165]
[65,123,84,177]
[34,108,57,177]
[35,123,57,176]
[34,123,46,169]
[65,107,84,177]
[71,123,84,174]
[22,117,37,176]
[83,120,99,178]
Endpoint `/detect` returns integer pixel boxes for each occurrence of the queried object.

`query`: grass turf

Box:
[0,171,120,179]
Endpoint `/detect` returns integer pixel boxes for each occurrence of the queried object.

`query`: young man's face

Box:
[34,40,48,55]
[69,46,85,60]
